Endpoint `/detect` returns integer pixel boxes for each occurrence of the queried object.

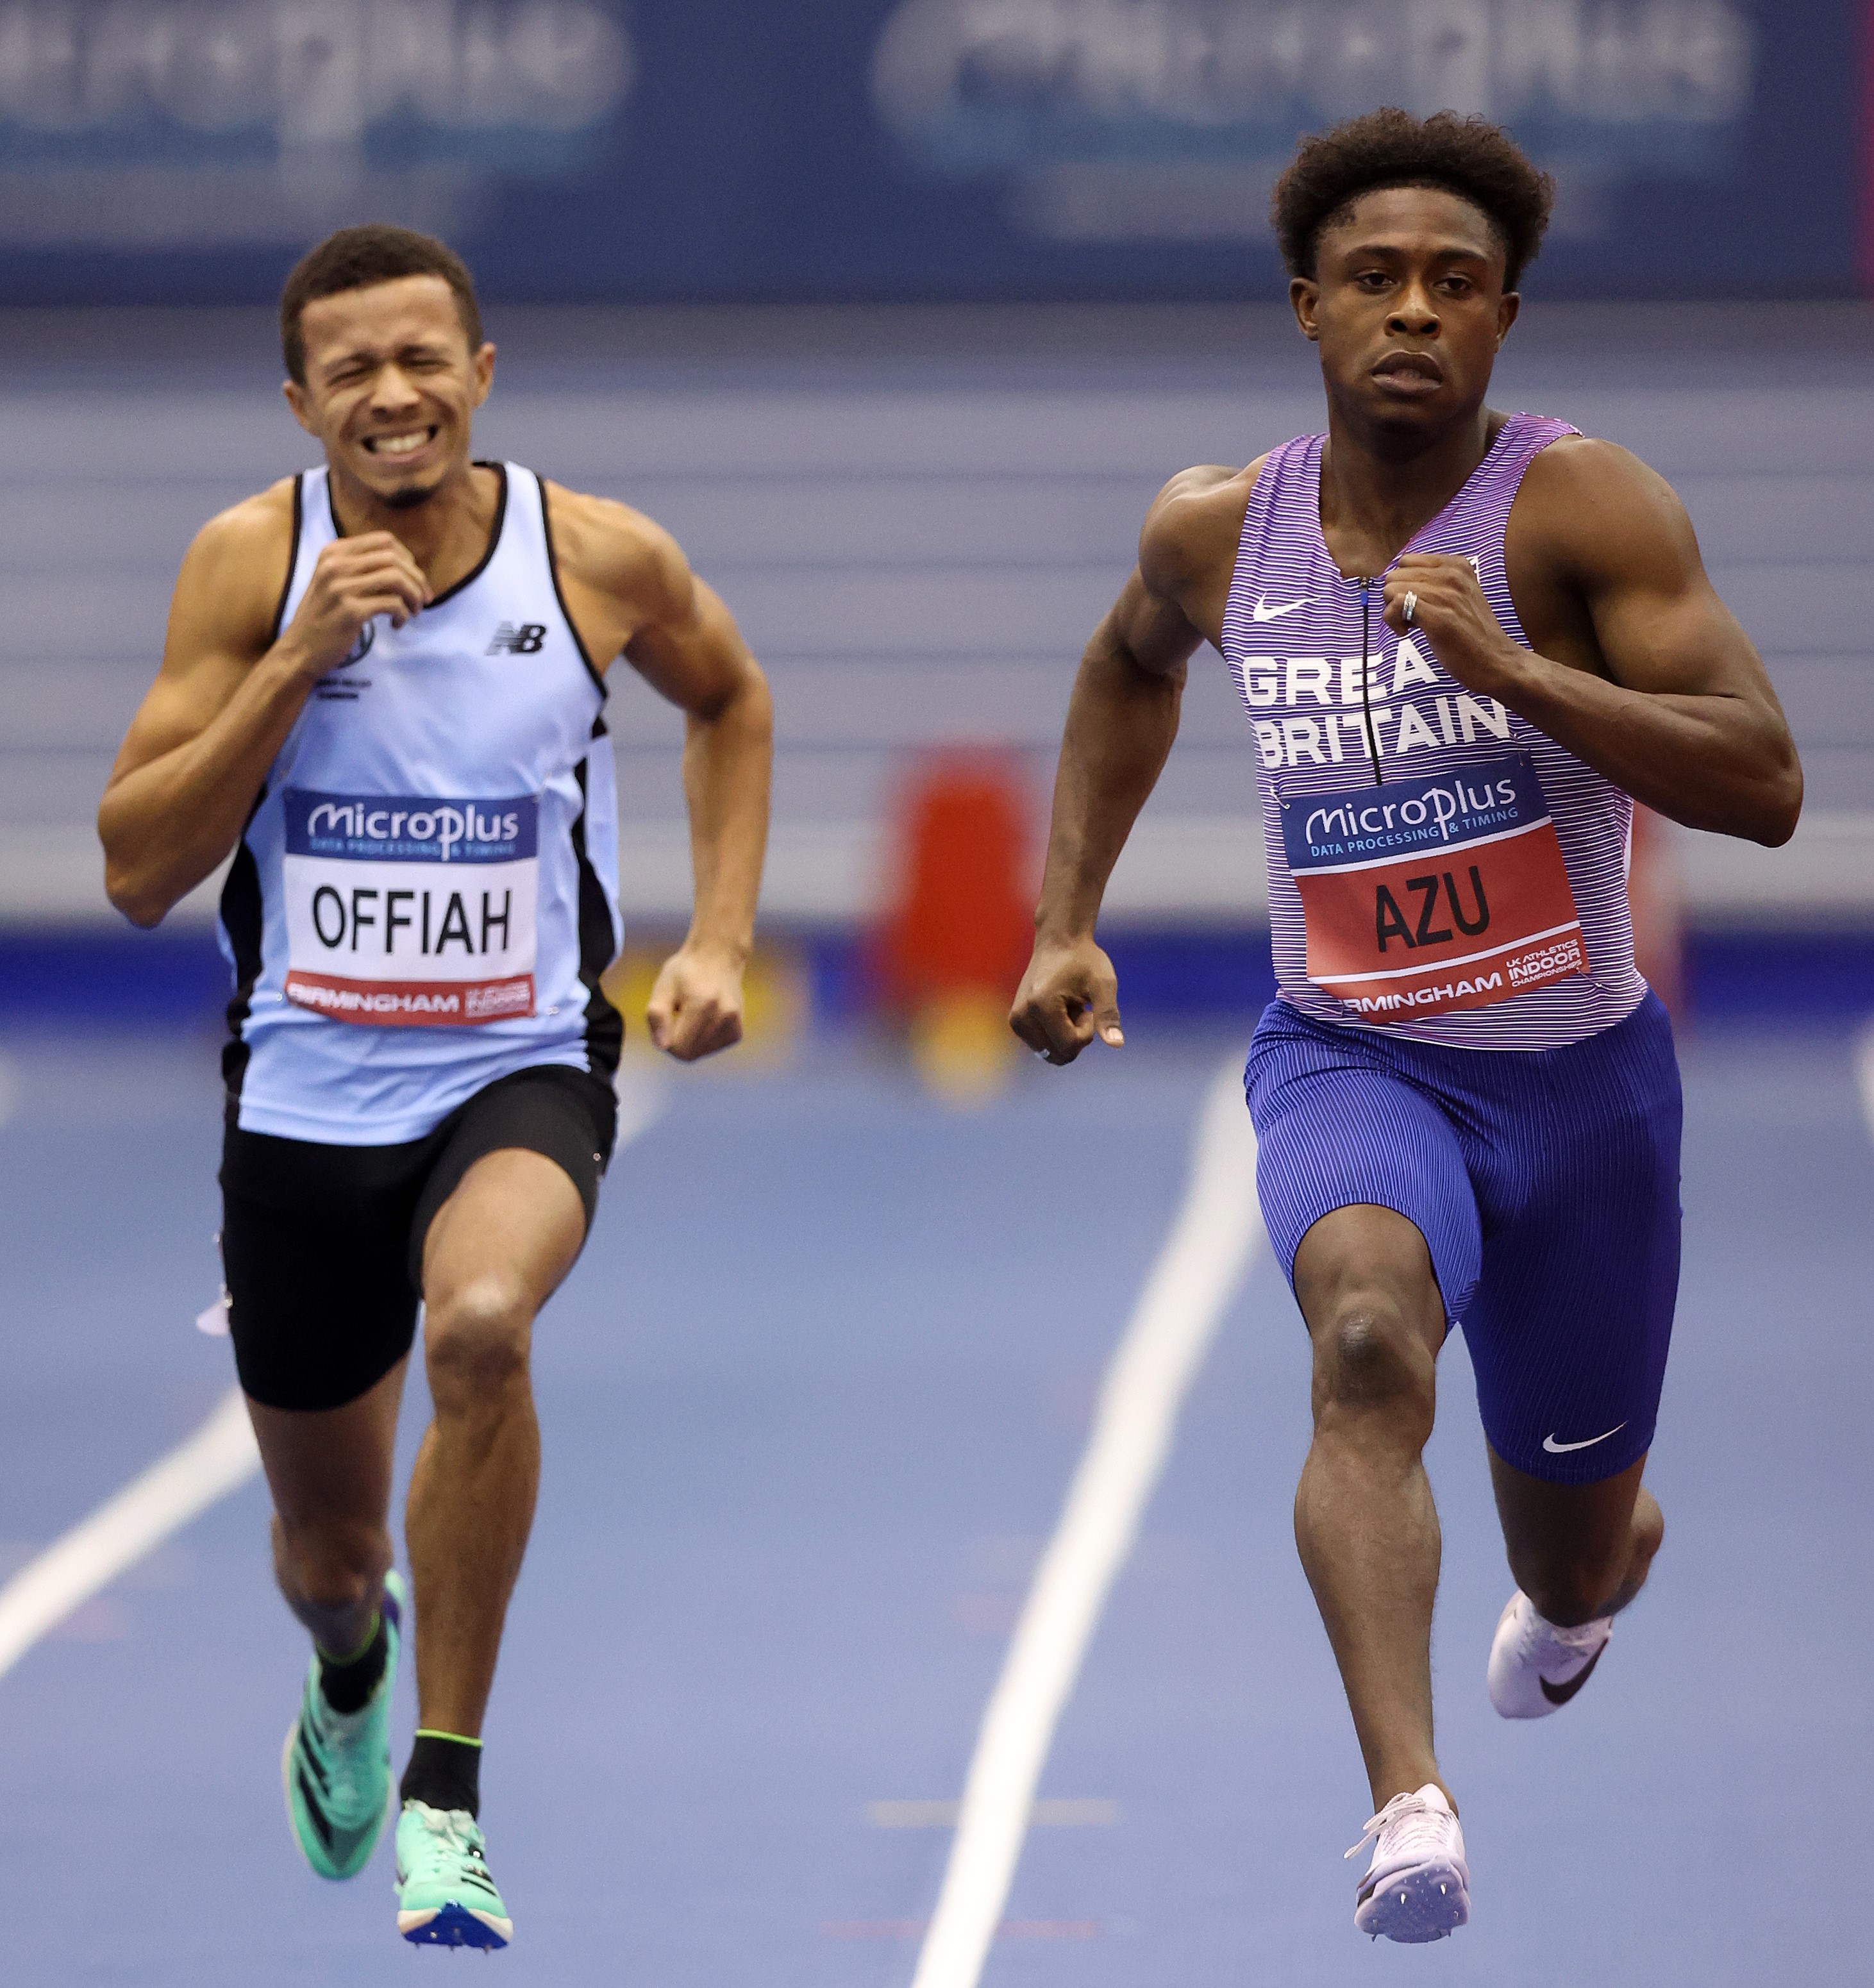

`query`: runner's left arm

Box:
[1379,439,1802,846]
[616,531,774,1063]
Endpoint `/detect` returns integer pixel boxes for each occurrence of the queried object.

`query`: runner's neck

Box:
[1318,406,1506,578]
[327,458,502,595]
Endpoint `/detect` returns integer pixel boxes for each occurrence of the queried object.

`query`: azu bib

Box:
[280,789,539,1027]
[1280,752,1588,1024]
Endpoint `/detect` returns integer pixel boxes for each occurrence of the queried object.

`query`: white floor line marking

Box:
[614,1066,671,1149]
[909,1056,1263,1988]
[869,1798,1119,1829]
[0,1387,260,1683]
[0,1081,673,1687]
[1855,1021,1874,1149]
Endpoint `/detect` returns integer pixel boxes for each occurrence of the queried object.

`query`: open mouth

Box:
[362,426,439,458]
[1373,353,1444,387]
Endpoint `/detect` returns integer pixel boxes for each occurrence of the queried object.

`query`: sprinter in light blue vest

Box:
[99,225,773,1951]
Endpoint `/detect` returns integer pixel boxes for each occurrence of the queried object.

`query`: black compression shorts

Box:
[220,1063,617,1412]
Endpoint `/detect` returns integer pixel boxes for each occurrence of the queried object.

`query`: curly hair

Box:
[281,224,483,387]
[1271,108,1555,292]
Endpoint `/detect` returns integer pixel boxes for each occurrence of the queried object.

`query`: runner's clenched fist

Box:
[279,533,432,680]
[1380,554,1520,696]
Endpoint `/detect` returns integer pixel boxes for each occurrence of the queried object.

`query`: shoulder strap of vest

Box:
[533,469,607,697]
[267,473,306,643]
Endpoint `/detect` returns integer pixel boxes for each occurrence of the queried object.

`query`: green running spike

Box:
[281,1570,404,1882]
[395,1800,514,1949]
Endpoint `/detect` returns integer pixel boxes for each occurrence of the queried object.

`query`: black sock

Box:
[317,1614,388,1716]
[400,1732,482,1818]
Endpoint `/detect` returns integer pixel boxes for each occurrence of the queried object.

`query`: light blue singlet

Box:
[219,462,623,1145]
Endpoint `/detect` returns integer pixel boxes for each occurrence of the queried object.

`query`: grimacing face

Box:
[1291,185,1519,440]
[283,274,494,511]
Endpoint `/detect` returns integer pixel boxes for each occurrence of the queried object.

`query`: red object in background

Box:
[1628,804,1686,1025]
[875,752,1034,1007]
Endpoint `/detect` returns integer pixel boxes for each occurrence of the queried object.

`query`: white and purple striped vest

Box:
[1219,413,1647,1051]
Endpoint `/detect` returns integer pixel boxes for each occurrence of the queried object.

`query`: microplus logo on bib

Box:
[1284,765,1538,871]
[288,792,537,865]
[281,790,540,1028]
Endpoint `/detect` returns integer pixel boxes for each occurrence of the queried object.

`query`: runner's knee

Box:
[274,1514,390,1614]
[424,1276,533,1406]
[1312,1299,1435,1435]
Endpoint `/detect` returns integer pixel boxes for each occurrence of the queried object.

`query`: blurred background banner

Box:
[1,0,1870,1036]
[0,0,1864,305]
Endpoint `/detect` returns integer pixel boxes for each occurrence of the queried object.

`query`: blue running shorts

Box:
[1244,992,1682,1485]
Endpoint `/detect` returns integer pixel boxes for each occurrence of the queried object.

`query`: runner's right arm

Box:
[1010,465,1246,1065]
[99,489,428,926]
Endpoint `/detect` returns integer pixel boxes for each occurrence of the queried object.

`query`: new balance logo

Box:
[487,622,547,655]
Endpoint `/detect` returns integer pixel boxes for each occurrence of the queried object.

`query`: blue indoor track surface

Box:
[0,1019,1869,1986]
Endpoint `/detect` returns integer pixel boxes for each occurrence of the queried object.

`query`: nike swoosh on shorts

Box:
[1542,1423,1626,1454]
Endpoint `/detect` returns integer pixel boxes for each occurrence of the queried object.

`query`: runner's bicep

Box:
[1585,562,1776,706]
[1108,567,1202,682]
[106,672,222,786]
[1560,458,1774,703]
[107,628,258,784]
[625,575,763,719]
[109,524,281,782]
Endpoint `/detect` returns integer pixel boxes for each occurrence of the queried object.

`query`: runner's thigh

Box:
[1462,995,1682,1485]
[411,1064,617,1301]
[221,1123,428,1412]
[1246,1002,1483,1332]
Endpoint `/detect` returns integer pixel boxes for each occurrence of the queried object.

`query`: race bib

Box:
[1280,753,1587,1023]
[281,790,539,1027]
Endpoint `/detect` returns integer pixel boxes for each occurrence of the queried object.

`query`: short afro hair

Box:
[1271,108,1555,292]
[281,224,483,386]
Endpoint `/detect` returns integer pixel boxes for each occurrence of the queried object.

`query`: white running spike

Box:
[1348,1785,1471,1944]
[1487,1589,1612,1719]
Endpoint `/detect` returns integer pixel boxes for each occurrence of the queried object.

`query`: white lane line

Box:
[909,1055,1263,1988]
[869,1798,1119,1829]
[0,1387,260,1683]
[613,1066,670,1148]
[0,1074,672,1686]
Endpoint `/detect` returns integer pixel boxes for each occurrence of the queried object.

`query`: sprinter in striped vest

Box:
[1011,110,1800,1944]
